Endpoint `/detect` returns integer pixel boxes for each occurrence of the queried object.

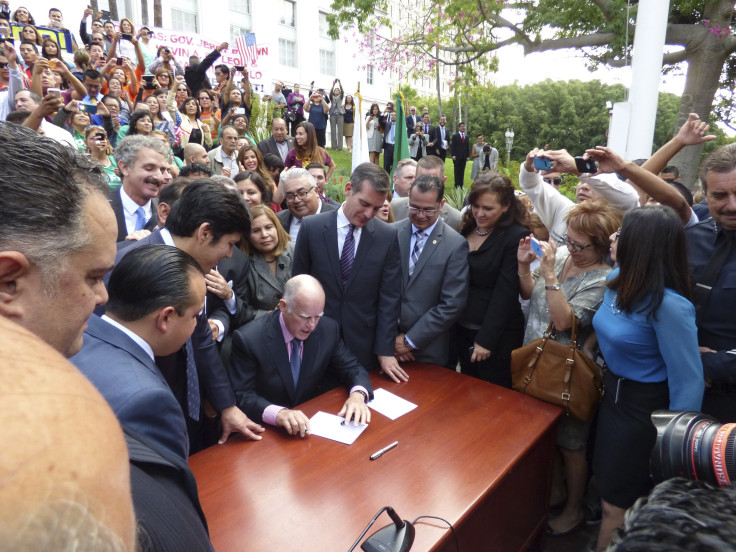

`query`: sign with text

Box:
[145,28,271,94]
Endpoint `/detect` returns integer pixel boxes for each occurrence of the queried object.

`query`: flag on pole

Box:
[236,33,258,66]
[351,89,370,172]
[391,90,410,181]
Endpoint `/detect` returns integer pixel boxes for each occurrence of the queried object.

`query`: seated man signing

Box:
[229,275,373,438]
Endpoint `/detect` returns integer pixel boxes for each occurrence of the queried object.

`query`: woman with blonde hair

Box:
[240,204,294,324]
[517,199,621,538]
[284,121,336,180]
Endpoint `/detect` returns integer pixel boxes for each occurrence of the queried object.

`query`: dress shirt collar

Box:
[337,205,351,229]
[411,218,439,238]
[101,315,155,361]
[121,186,151,218]
[159,227,175,246]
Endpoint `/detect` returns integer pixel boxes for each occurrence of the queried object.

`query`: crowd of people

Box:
[2,4,736,552]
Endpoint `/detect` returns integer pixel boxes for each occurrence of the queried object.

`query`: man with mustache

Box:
[686,142,736,423]
[111,135,170,242]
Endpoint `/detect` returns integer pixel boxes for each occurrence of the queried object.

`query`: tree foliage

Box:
[329,0,736,183]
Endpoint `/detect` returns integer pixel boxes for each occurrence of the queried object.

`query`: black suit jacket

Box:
[229,310,373,422]
[110,187,159,243]
[114,230,236,413]
[276,201,338,237]
[125,428,214,552]
[257,136,294,161]
[459,223,530,352]
[451,132,471,161]
[431,125,450,156]
[292,210,402,370]
[207,248,251,336]
[405,114,421,136]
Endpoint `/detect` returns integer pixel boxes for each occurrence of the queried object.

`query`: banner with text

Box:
[145,28,272,94]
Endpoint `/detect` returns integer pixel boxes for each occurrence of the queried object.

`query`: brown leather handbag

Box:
[511,317,603,421]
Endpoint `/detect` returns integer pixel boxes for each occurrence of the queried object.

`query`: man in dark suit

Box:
[383,112,397,173]
[73,245,206,463]
[113,180,265,453]
[111,135,171,242]
[421,113,433,142]
[430,115,450,160]
[276,168,337,241]
[257,117,294,163]
[405,106,421,137]
[229,275,373,437]
[392,175,469,368]
[292,162,407,383]
[451,121,471,189]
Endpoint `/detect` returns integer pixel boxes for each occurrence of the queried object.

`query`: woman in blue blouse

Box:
[591,205,704,551]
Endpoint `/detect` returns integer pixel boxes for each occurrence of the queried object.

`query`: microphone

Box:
[347,506,414,552]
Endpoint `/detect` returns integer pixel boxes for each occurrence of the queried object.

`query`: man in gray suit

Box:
[393,175,469,368]
[256,118,294,163]
[392,155,463,232]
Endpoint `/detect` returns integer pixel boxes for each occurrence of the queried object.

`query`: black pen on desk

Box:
[370,441,398,461]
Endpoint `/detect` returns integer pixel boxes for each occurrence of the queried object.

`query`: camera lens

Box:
[651,411,736,487]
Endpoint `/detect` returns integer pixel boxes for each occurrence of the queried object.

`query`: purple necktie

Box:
[185,338,200,420]
[340,223,356,286]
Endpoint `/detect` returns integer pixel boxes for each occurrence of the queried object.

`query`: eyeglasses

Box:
[543,177,562,186]
[563,234,593,252]
[0,62,7,69]
[284,186,315,203]
[408,206,439,217]
[613,227,621,241]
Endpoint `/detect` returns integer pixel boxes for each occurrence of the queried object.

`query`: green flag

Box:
[391,91,410,181]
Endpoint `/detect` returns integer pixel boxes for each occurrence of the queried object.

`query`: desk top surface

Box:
[190,363,561,551]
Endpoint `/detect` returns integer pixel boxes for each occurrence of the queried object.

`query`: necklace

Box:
[265,257,277,263]
[475,226,494,236]
[610,292,621,315]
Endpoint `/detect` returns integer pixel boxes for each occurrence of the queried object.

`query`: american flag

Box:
[235,33,258,66]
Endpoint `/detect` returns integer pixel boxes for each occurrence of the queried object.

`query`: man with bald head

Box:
[229,275,373,438]
[183,142,211,166]
[257,117,294,163]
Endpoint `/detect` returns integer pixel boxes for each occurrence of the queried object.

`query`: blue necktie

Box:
[340,223,355,287]
[409,230,425,277]
[390,124,395,143]
[134,206,146,231]
[185,338,200,420]
[290,338,301,387]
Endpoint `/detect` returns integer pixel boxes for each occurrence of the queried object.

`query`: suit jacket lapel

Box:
[252,255,282,294]
[265,313,297,401]
[346,220,374,289]
[407,222,443,288]
[321,212,343,290]
[397,220,412,288]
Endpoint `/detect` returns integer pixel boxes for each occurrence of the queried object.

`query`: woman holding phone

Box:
[85,126,121,190]
[517,199,620,538]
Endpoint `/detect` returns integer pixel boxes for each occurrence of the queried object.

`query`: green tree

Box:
[329,0,736,185]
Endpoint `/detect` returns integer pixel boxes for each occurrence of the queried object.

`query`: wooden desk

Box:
[190,364,561,551]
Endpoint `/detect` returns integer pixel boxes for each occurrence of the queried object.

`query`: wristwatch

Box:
[545,283,561,291]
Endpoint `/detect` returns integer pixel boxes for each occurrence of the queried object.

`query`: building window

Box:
[171,9,198,32]
[229,0,250,14]
[319,12,330,38]
[319,49,335,75]
[279,38,296,67]
[230,24,250,43]
[367,64,374,85]
[280,0,295,27]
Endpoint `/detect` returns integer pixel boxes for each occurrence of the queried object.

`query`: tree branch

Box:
[602,48,689,68]
[523,32,617,54]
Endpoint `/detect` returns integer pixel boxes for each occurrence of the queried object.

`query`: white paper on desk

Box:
[309,411,368,445]
[368,388,417,420]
